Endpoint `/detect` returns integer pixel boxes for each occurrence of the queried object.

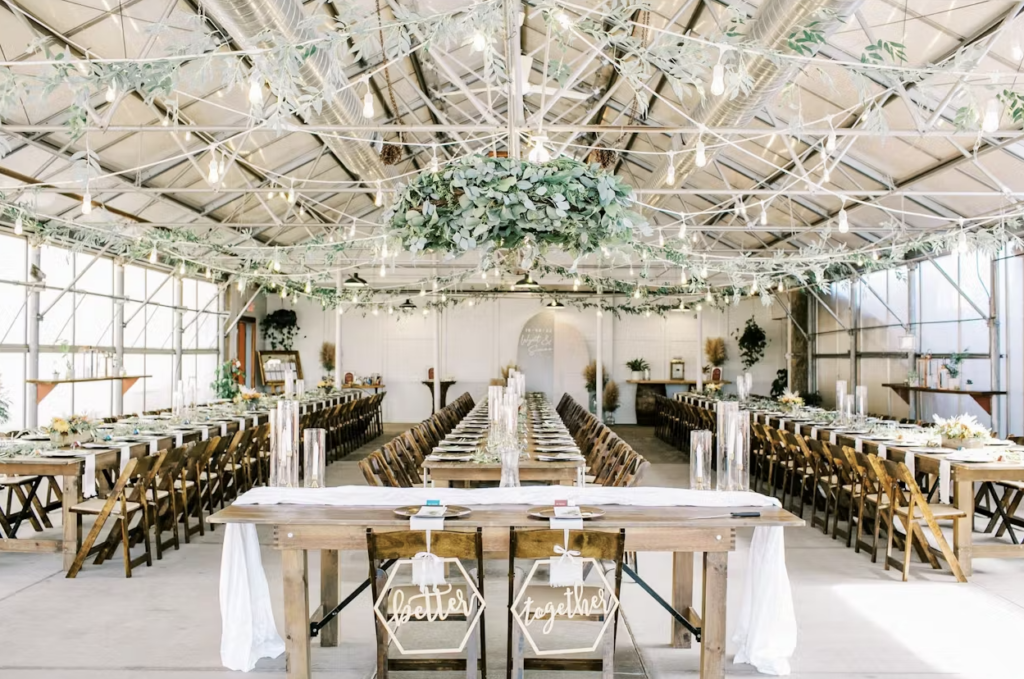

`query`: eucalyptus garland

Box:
[385,155,648,262]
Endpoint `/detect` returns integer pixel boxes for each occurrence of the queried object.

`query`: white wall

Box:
[263,294,788,425]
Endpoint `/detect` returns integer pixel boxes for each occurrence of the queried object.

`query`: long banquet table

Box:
[209,486,804,679]
[422,394,585,487]
[678,393,1024,575]
[0,392,360,571]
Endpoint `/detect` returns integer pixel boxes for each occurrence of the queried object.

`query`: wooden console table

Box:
[882,383,1006,415]
[25,375,150,404]
[627,380,731,425]
[421,379,456,413]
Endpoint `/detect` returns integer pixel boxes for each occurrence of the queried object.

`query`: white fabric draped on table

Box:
[220,485,797,675]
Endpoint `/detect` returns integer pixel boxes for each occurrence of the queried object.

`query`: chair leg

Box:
[901,517,914,582]
[121,514,132,578]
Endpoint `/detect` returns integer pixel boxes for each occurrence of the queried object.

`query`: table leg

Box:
[954,478,974,577]
[283,549,311,679]
[671,552,694,648]
[320,549,340,647]
[61,472,80,573]
[699,552,727,679]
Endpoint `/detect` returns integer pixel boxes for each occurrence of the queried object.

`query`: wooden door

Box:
[236,318,257,387]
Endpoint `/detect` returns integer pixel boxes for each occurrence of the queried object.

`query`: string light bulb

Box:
[825,125,837,154]
[527,135,551,163]
[554,11,572,29]
[14,213,23,235]
[305,278,311,294]
[706,289,712,303]
[710,62,725,96]
[665,151,676,185]
[837,201,849,234]
[573,278,581,290]
[778,280,785,292]
[350,219,357,237]
[471,32,487,51]
[149,246,158,264]
[957,220,970,253]
[678,220,687,239]
[379,263,386,278]
[287,186,296,204]
[983,97,1001,133]
[338,305,345,315]
[248,78,263,107]
[184,129,192,142]
[759,203,768,226]
[81,192,93,215]
[179,261,186,275]
[238,277,246,292]
[105,82,117,102]
[374,182,383,207]
[362,78,375,118]
[205,266,212,280]
[429,146,440,172]
[207,156,220,184]
[695,138,706,167]
[821,162,831,184]
[420,283,426,297]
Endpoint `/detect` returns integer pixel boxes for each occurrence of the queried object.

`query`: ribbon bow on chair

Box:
[411,530,446,592]
[550,530,583,587]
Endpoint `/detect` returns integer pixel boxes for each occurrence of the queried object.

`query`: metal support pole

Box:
[908,263,920,420]
[218,286,227,366]
[172,276,183,388]
[808,297,817,396]
[25,244,40,429]
[990,254,1002,436]
[113,261,125,416]
[596,309,603,422]
[433,308,441,413]
[335,270,343,390]
[850,278,860,391]
[696,308,704,393]
[507,0,524,159]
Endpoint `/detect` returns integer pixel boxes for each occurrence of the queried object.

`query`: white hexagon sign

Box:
[510,557,620,656]
[372,557,486,655]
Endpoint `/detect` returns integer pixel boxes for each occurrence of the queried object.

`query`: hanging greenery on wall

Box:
[734,317,768,370]
[211,360,244,400]
[262,309,300,350]
[771,369,788,399]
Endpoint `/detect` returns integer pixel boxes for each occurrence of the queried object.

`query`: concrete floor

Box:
[2,424,1023,678]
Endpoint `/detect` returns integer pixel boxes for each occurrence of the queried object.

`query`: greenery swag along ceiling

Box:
[2,0,1024,315]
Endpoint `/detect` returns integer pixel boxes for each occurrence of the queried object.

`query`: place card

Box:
[877,444,887,460]
[175,432,184,447]
[219,422,229,437]
[201,426,210,442]
[829,431,838,445]
[549,504,584,530]
[409,504,446,531]
[237,418,247,432]
[854,439,863,453]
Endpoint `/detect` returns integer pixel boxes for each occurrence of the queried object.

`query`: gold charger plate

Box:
[392,505,472,518]
[526,506,606,520]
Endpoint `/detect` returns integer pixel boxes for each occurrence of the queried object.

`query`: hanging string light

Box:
[179,261,186,276]
[837,199,849,234]
[957,219,970,253]
[149,245,158,263]
[105,81,117,103]
[778,280,785,292]
[14,212,23,235]
[248,77,263,107]
[420,282,426,297]
[379,263,386,278]
[305,277,312,294]
[81,191,93,215]
[759,202,768,226]
[735,198,747,221]
[710,49,726,96]
[205,266,212,280]
[471,31,488,51]
[429,145,440,173]
[207,155,220,184]
[680,266,688,284]
[350,218,357,238]
[821,161,831,184]
[362,77,375,118]
[287,185,296,204]
[982,97,1001,133]
[665,151,676,185]
[678,218,687,239]
[238,277,246,292]
[825,116,837,154]
[374,182,384,207]
[528,135,551,163]
[573,277,581,291]
[695,137,706,167]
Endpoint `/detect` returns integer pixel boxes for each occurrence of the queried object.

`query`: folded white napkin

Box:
[120,445,133,471]
[83,453,97,499]
[939,459,951,504]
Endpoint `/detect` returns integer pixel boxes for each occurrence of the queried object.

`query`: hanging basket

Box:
[379,142,402,166]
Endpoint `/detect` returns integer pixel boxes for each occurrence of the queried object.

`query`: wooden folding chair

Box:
[367,528,486,679]
[508,528,624,679]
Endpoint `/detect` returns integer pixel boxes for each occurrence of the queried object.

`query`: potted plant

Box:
[933,413,990,449]
[944,350,967,390]
[734,317,769,370]
[583,360,609,413]
[603,380,620,424]
[262,309,300,350]
[211,359,244,400]
[44,415,94,447]
[626,358,650,381]
[770,369,788,399]
[704,338,726,379]
[906,369,920,387]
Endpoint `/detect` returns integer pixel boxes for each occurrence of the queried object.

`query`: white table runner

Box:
[220,485,796,676]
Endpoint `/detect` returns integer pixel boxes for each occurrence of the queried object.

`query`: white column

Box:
[696,308,704,393]
[25,244,41,428]
[335,270,343,390]
[433,307,442,412]
[113,261,125,416]
[172,275,183,387]
[218,285,227,365]
[596,309,603,422]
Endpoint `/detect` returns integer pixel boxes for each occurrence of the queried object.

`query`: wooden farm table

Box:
[208,503,803,679]
[0,394,350,571]
[679,395,1024,576]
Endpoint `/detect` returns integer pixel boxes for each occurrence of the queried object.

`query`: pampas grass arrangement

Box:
[583,360,609,392]
[603,380,620,412]
[705,337,727,367]
[320,342,336,373]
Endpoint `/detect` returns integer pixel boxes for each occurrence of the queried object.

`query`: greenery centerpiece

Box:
[944,349,967,390]
[211,359,244,400]
[262,309,300,350]
[626,358,650,381]
[933,414,990,449]
[734,317,769,370]
[44,415,94,447]
[386,155,647,265]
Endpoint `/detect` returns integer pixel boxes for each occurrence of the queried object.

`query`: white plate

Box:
[947,450,999,463]
[538,455,584,462]
[984,440,1014,447]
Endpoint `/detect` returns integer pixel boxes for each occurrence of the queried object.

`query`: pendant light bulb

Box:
[837,206,849,234]
[179,261,186,275]
[826,129,837,154]
[149,246,158,264]
[362,84,375,118]
[528,135,551,163]
[821,162,831,184]
[778,280,785,292]
[379,263,386,278]
[678,220,687,239]
[472,32,487,52]
[81,192,93,215]
[184,130,192,142]
[706,289,712,303]
[983,97,1001,133]
[238,277,246,292]
[957,230,970,254]
[374,183,383,207]
[207,157,220,184]
[695,138,706,167]
[680,267,688,285]
[287,187,296,204]
[759,204,768,226]
[105,82,117,103]
[350,220,356,237]
[420,283,426,297]
[735,198,747,220]
[205,266,212,280]
[665,152,676,185]
[305,278,311,294]
[710,62,725,96]
[573,278,580,291]
[14,213,23,235]
[429,147,440,173]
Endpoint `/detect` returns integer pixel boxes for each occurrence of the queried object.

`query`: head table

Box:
[210,486,803,679]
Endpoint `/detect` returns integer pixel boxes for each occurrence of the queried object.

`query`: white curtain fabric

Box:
[220,486,797,675]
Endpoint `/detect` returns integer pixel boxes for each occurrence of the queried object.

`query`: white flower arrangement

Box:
[932,414,990,441]
[778,390,805,408]
[704,383,722,394]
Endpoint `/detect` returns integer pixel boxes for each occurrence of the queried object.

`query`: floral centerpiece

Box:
[933,414,991,449]
[234,388,264,412]
[44,415,94,447]
[703,382,722,396]
[778,389,805,413]
[317,379,335,393]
